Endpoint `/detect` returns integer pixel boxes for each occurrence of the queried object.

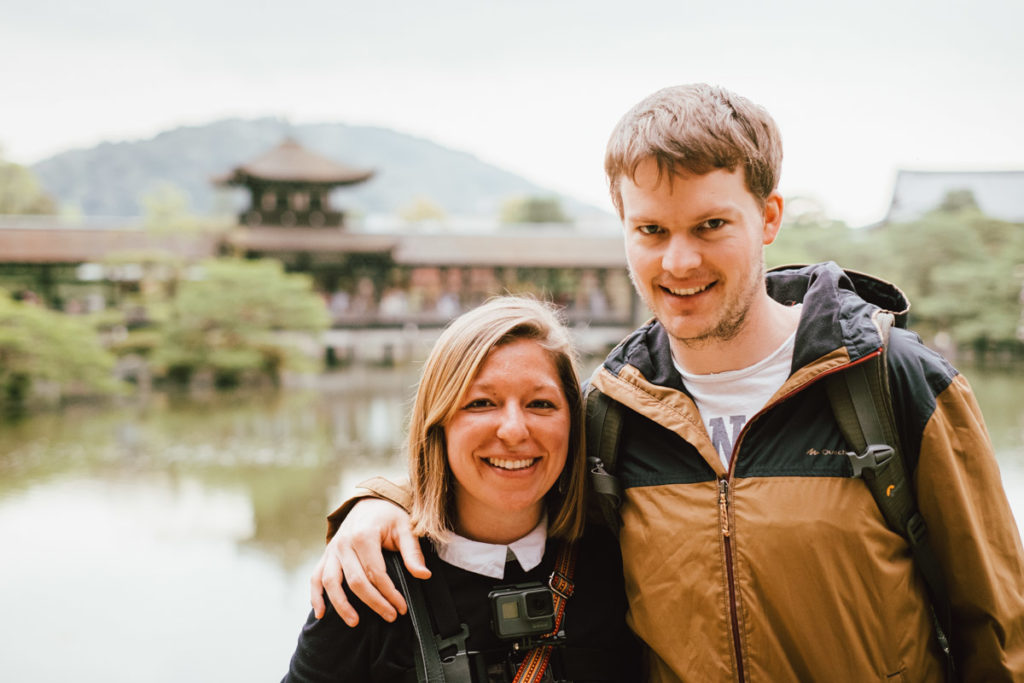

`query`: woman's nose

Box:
[496,405,529,444]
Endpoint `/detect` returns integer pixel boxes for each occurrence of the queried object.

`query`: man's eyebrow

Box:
[624,214,660,224]
[626,203,742,225]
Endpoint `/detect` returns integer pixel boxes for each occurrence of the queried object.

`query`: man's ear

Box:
[762,192,784,245]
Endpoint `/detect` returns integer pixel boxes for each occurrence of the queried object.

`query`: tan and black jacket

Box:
[590,262,1024,682]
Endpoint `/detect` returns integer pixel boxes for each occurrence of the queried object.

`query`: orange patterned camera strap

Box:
[512,542,579,683]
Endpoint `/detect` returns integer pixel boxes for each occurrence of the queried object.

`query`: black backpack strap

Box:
[385,551,445,683]
[826,311,956,677]
[384,546,474,683]
[420,550,475,683]
[584,383,625,535]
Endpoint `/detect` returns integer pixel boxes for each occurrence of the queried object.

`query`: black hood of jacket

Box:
[602,261,911,390]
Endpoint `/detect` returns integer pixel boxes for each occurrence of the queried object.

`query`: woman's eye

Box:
[464,398,493,409]
[528,399,557,409]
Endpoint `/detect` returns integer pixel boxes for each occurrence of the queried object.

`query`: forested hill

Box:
[30,118,607,218]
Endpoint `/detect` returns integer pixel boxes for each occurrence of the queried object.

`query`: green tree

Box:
[398,195,446,224]
[938,188,980,213]
[769,193,1024,358]
[500,195,570,224]
[0,152,56,214]
[153,259,330,387]
[768,197,859,268]
[141,181,231,234]
[141,182,200,232]
[0,291,118,407]
[875,205,1024,349]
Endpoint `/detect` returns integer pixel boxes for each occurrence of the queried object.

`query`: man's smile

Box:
[662,282,714,297]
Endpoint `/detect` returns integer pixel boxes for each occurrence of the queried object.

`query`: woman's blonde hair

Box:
[408,296,587,543]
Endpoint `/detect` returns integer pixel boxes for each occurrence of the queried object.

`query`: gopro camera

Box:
[489,582,555,640]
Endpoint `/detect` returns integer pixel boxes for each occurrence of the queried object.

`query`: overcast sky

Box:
[2,0,1022,225]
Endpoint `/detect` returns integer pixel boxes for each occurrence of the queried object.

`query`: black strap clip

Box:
[435,623,470,661]
[587,456,622,508]
[847,444,894,478]
[905,512,929,548]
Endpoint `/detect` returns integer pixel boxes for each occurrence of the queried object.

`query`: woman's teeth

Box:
[487,458,536,470]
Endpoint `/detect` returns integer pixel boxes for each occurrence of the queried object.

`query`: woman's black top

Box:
[283,526,642,682]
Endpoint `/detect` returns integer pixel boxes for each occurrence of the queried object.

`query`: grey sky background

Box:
[2,0,1021,225]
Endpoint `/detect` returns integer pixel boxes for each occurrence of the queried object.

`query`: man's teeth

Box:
[487,458,536,470]
[667,283,711,296]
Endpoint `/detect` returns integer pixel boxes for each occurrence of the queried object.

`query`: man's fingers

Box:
[321,552,361,627]
[311,497,419,624]
[339,542,399,622]
[394,526,431,580]
[309,555,327,620]
[357,544,409,616]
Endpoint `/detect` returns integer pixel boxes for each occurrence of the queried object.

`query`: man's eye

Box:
[700,219,726,230]
[636,224,663,235]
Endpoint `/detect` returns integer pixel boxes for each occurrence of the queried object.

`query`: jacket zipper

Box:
[719,477,745,683]
[717,349,882,682]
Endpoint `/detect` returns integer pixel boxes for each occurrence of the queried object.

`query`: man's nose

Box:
[662,234,701,275]
[496,405,529,444]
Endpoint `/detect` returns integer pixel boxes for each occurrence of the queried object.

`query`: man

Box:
[309,84,1024,680]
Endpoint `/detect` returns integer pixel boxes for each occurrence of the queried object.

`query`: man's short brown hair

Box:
[605,83,783,215]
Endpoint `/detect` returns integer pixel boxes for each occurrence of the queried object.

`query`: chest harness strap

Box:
[512,542,578,683]
[825,311,955,679]
[386,541,579,683]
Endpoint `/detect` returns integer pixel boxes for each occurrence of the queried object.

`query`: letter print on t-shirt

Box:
[707,415,747,462]
[674,330,797,469]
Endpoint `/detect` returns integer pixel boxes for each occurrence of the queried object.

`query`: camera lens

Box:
[525,591,553,617]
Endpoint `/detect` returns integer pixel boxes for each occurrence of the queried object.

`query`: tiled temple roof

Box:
[214,138,374,186]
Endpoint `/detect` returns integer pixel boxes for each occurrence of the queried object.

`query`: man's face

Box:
[619,159,782,354]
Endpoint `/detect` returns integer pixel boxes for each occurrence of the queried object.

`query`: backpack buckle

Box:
[905,512,929,547]
[548,569,575,600]
[435,623,470,661]
[847,444,894,478]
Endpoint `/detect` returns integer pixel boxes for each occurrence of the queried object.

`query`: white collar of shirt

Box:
[434,514,548,579]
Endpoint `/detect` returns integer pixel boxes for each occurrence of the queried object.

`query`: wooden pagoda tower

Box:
[215,138,373,228]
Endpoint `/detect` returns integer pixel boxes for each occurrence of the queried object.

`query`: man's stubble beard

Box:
[628,250,767,352]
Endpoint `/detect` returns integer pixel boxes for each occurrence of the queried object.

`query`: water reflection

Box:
[0,365,1021,682]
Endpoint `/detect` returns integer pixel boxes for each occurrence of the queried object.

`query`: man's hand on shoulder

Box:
[310,498,429,626]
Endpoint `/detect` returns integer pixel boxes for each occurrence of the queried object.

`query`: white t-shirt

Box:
[673,330,797,470]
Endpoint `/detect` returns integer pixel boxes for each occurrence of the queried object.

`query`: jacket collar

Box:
[603,262,909,385]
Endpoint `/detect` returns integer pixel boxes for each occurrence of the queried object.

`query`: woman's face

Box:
[445,338,571,543]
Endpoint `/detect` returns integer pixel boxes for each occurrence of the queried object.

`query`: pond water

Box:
[1,365,1022,682]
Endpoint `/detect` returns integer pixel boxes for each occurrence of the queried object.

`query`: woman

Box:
[283,297,640,682]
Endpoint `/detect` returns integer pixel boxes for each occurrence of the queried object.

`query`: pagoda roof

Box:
[215,138,374,186]
[884,170,1024,224]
